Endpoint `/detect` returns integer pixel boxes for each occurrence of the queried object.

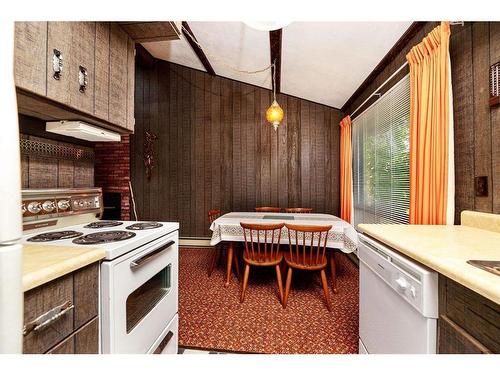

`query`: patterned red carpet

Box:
[178,247,359,354]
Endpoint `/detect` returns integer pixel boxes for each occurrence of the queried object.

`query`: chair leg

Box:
[240,264,251,303]
[275,265,284,304]
[233,249,241,280]
[330,251,339,294]
[320,269,332,312]
[208,247,219,277]
[283,268,293,309]
[225,242,234,287]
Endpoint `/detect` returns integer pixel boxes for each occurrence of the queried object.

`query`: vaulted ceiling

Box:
[142,21,412,109]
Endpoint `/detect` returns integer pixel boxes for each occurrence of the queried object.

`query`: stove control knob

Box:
[42,200,55,212]
[27,202,42,214]
[21,203,26,214]
[57,200,70,211]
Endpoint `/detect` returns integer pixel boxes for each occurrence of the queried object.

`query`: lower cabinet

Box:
[438,275,500,354]
[23,263,99,354]
[48,318,99,354]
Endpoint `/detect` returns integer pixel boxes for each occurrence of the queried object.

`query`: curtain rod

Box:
[350,21,465,119]
[350,61,409,118]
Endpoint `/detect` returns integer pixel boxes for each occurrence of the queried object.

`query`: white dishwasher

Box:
[358,233,438,354]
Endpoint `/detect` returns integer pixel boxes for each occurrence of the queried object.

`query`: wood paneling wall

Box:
[131,60,342,237]
[343,22,500,223]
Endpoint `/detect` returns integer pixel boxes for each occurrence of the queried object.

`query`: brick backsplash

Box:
[94,136,131,220]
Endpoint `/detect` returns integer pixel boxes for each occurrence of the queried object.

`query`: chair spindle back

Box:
[240,222,285,263]
[208,209,221,225]
[284,223,332,267]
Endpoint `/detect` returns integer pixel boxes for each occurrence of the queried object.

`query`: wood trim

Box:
[269,29,282,93]
[181,21,215,76]
[341,22,427,112]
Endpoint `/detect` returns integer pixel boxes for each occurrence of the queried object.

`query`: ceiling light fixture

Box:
[266,59,284,131]
[244,21,291,31]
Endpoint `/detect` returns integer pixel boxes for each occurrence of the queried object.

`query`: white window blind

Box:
[352,74,410,226]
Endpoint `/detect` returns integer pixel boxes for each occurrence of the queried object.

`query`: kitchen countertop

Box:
[23,244,105,292]
[357,224,500,305]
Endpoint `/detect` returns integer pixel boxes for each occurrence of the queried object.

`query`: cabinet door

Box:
[46,22,73,106]
[69,22,95,114]
[109,24,129,128]
[95,22,110,120]
[14,22,47,96]
[75,317,99,354]
[126,36,135,131]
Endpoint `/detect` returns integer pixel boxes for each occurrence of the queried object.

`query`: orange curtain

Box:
[339,115,352,223]
[406,21,452,225]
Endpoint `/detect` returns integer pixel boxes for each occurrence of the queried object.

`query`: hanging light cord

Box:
[272,58,277,101]
[181,24,275,75]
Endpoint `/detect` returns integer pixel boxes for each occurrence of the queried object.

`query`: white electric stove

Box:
[21,188,179,354]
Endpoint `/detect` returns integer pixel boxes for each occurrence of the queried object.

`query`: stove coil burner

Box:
[84,221,123,229]
[27,231,84,242]
[72,230,136,245]
[125,222,163,230]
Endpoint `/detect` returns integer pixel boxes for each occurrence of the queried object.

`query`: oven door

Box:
[100,231,178,353]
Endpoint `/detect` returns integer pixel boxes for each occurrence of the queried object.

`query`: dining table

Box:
[209,212,359,288]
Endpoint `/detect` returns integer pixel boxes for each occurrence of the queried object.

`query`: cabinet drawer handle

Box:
[52,49,63,80]
[153,331,174,354]
[78,65,88,93]
[23,300,74,336]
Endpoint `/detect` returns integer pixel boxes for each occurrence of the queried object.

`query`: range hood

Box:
[46,121,121,142]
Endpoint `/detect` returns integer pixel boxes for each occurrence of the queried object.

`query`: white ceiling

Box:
[142,21,412,108]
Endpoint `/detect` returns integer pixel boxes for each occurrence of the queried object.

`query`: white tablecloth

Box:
[209,212,358,253]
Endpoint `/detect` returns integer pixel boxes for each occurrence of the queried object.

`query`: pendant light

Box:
[266,60,284,131]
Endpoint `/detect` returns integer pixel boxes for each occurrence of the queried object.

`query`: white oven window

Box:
[352,74,410,226]
[126,264,172,333]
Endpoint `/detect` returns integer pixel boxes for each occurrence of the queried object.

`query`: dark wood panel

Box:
[472,22,492,213]
[451,25,475,223]
[131,60,342,237]
[491,22,500,214]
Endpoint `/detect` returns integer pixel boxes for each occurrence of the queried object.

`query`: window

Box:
[352,75,410,226]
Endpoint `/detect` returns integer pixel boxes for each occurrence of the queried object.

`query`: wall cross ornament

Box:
[144,131,158,181]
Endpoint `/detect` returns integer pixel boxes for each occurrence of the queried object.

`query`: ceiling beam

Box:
[181,21,216,76]
[269,29,282,93]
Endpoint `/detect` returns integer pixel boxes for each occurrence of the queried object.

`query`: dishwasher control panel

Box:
[358,233,438,318]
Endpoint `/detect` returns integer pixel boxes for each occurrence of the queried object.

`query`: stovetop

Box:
[22,220,179,260]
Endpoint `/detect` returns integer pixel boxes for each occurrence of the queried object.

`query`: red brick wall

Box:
[94,136,131,220]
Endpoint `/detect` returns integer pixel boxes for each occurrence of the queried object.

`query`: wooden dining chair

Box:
[255,207,281,213]
[283,223,333,311]
[240,222,285,304]
[285,208,313,213]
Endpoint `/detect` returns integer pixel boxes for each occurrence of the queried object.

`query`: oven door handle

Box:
[130,240,175,270]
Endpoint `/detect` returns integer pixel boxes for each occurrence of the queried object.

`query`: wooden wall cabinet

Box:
[14,22,47,96]
[23,263,99,354]
[14,21,135,134]
[438,275,500,354]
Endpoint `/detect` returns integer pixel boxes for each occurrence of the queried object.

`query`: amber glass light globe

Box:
[266,100,284,130]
